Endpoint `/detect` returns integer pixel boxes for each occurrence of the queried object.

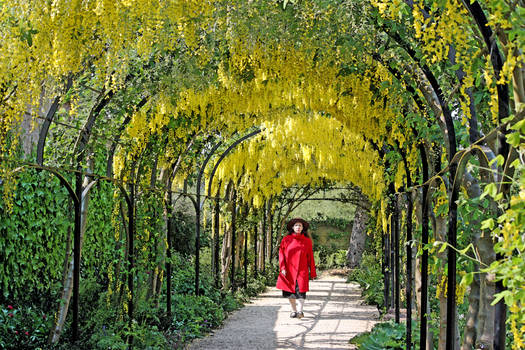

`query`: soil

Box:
[187,269,379,349]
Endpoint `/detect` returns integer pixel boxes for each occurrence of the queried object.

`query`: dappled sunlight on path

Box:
[188,273,379,349]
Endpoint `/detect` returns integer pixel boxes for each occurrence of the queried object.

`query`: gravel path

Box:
[188,271,379,349]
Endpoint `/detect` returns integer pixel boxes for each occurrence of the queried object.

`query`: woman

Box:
[276,218,316,319]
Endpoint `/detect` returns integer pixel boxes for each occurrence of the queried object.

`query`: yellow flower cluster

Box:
[371,0,523,128]
[0,0,214,161]
[209,112,386,207]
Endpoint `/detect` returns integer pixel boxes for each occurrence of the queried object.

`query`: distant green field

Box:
[289,190,356,221]
[310,224,351,251]
[290,191,355,252]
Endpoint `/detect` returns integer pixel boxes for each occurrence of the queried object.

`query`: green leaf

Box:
[491,290,512,306]
[481,218,494,230]
[510,119,525,132]
[461,272,474,287]
[510,158,521,169]
[489,154,505,167]
[506,132,521,147]
[482,183,498,199]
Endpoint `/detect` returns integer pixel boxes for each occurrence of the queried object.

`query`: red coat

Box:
[276,233,316,293]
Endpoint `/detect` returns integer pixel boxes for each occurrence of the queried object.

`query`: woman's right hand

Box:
[281,269,286,277]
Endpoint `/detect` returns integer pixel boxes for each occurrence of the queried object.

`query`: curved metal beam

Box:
[207,128,262,198]
[37,77,73,166]
[194,138,223,295]
[9,164,78,205]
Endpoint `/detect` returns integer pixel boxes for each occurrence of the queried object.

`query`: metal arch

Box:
[115,182,132,209]
[207,128,262,199]
[197,139,224,210]
[37,77,73,166]
[450,145,497,198]
[397,146,416,350]
[418,142,430,350]
[193,138,224,296]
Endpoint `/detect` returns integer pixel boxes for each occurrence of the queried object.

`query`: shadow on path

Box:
[188,276,378,350]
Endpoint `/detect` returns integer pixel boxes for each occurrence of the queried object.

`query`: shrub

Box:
[170,294,224,342]
[325,249,347,269]
[219,293,242,313]
[349,321,405,349]
[348,253,384,307]
[0,304,51,349]
[315,248,348,269]
[89,320,168,350]
[245,276,267,297]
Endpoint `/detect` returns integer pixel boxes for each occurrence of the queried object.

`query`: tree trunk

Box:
[257,219,264,273]
[461,171,483,350]
[235,231,243,271]
[346,205,369,268]
[221,217,232,289]
[265,216,272,268]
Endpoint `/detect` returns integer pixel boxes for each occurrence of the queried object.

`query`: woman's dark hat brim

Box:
[287,218,309,232]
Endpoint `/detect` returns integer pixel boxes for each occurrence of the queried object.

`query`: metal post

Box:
[494,279,507,350]
[244,230,248,289]
[128,183,135,344]
[72,172,82,341]
[420,148,429,350]
[446,163,458,350]
[262,201,267,274]
[394,199,400,323]
[406,192,413,350]
[213,192,220,288]
[254,224,258,277]
[267,205,273,265]
[166,190,173,317]
[230,190,237,290]
[389,221,396,309]
[383,233,390,311]
[194,195,201,296]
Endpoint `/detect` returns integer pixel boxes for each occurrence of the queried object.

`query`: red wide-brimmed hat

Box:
[286,218,309,232]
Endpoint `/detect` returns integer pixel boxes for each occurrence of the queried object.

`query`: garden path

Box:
[188,270,379,349]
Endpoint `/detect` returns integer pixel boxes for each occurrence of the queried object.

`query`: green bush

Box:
[168,253,221,303]
[245,276,267,297]
[325,249,347,269]
[89,320,168,350]
[0,304,51,349]
[349,321,405,349]
[315,248,347,269]
[171,294,224,342]
[348,253,384,307]
[219,293,243,313]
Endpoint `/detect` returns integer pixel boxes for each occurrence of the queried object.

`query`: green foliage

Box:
[168,253,221,302]
[290,193,356,223]
[482,141,525,347]
[170,211,198,254]
[171,294,224,342]
[88,319,168,350]
[245,277,268,298]
[348,254,384,307]
[220,293,243,313]
[349,321,408,349]
[0,304,51,349]
[315,248,348,269]
[0,169,70,305]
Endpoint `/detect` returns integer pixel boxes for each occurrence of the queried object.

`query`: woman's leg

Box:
[289,297,297,312]
[297,298,304,313]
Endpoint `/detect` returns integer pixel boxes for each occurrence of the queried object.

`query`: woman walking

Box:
[276,218,316,318]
